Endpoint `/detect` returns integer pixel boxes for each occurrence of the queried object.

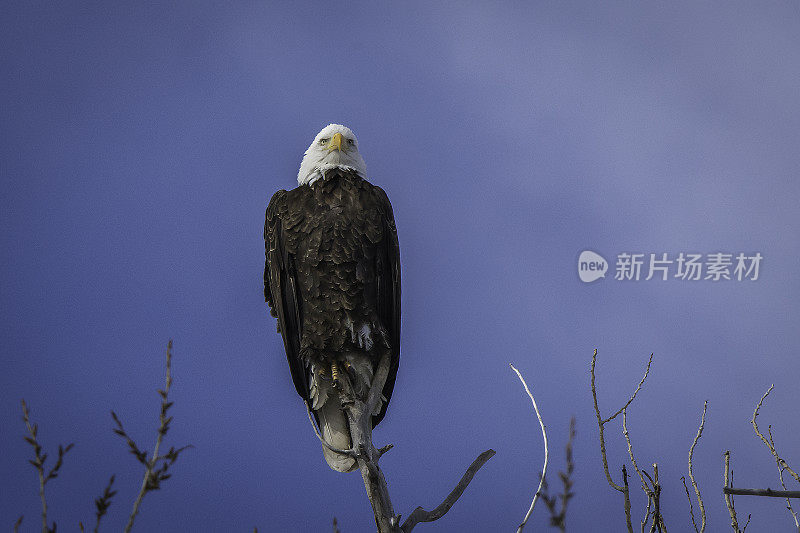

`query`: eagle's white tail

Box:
[316,400,357,472]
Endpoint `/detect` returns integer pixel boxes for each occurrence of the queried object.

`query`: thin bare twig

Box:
[682,477,698,533]
[752,385,799,483]
[21,399,74,533]
[602,353,653,425]
[92,475,117,533]
[686,401,707,533]
[590,349,653,491]
[622,408,654,532]
[591,349,652,533]
[623,408,650,494]
[510,363,548,533]
[770,425,800,530]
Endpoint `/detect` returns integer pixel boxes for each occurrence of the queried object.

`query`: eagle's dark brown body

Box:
[264,170,400,430]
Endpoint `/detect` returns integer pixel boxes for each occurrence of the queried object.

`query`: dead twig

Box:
[21,399,74,533]
[622,408,654,532]
[400,449,496,532]
[540,417,575,532]
[724,451,750,533]
[92,475,117,533]
[751,385,799,483]
[723,487,800,498]
[116,340,191,533]
[591,349,652,533]
[510,363,548,533]
[685,401,707,533]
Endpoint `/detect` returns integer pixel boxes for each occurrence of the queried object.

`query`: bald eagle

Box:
[264,124,400,472]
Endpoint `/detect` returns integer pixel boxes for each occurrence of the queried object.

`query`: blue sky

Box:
[2,2,799,531]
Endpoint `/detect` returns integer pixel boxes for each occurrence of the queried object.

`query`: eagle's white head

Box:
[297,124,367,186]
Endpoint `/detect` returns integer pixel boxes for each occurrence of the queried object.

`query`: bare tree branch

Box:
[400,449,496,532]
[724,451,745,533]
[337,352,398,532]
[723,488,800,498]
[509,363,548,533]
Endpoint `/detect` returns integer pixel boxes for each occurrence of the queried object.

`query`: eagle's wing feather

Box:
[372,185,401,426]
[265,190,307,399]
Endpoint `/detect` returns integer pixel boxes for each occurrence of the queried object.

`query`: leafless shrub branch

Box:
[539,417,575,532]
[114,340,191,533]
[21,399,74,533]
[92,475,117,533]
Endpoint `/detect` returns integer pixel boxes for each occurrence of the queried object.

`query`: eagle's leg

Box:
[330,360,356,407]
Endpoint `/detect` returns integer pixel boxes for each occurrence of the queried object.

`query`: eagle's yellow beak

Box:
[328,132,345,152]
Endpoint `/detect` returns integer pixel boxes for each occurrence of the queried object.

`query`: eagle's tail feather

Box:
[317,400,357,472]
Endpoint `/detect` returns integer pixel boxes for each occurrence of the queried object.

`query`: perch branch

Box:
[509,363,548,533]
[339,351,398,532]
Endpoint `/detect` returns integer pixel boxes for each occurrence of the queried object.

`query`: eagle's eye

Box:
[347,139,355,145]
[318,138,329,145]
